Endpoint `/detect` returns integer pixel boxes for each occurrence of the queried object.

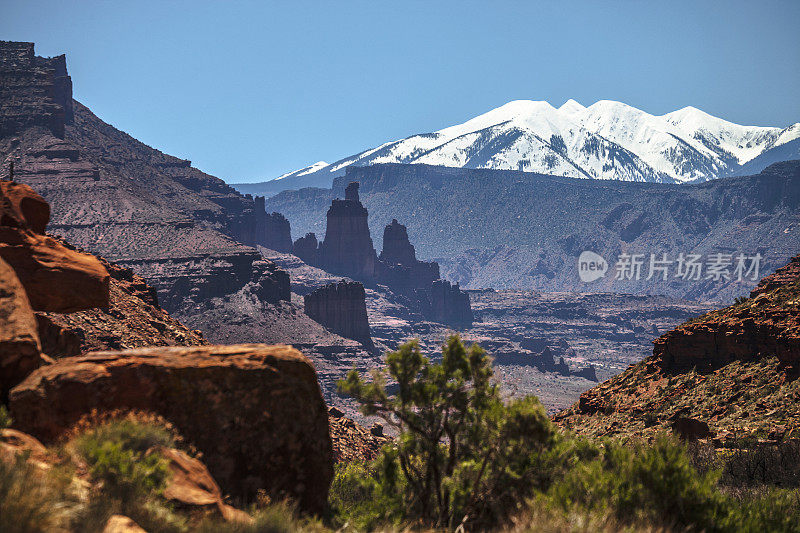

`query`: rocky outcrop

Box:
[295,182,472,328]
[304,281,372,348]
[102,516,146,533]
[380,219,417,266]
[1,42,291,341]
[0,257,46,401]
[751,254,800,297]
[36,244,207,357]
[158,446,251,522]
[424,279,474,328]
[554,254,800,442]
[328,410,389,464]
[655,255,800,374]
[318,182,378,280]
[0,41,72,139]
[0,181,109,312]
[9,344,334,514]
[239,195,292,252]
[377,219,440,291]
[293,232,320,266]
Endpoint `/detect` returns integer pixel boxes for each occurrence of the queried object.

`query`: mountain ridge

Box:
[264,160,800,302]
[235,99,799,196]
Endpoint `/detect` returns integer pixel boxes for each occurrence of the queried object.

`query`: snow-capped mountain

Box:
[236,99,799,195]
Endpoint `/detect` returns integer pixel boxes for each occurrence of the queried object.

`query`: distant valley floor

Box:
[263,248,714,414]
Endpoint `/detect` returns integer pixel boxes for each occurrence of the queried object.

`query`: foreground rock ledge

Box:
[9,343,333,514]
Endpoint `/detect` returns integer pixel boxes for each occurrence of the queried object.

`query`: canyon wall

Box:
[291,182,472,328]
[267,162,800,302]
[0,42,291,335]
[304,280,373,348]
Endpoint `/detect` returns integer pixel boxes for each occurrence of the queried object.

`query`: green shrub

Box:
[72,418,172,502]
[328,459,406,530]
[723,488,800,533]
[0,405,11,429]
[69,418,184,532]
[339,336,565,529]
[547,435,729,531]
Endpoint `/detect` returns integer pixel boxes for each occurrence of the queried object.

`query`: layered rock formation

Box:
[377,218,440,291]
[656,253,800,374]
[425,279,474,328]
[380,218,417,266]
[0,42,291,338]
[304,281,373,348]
[318,182,378,280]
[267,162,800,302]
[0,181,109,312]
[553,253,800,442]
[290,181,472,328]
[292,232,320,266]
[9,344,333,513]
[0,41,72,139]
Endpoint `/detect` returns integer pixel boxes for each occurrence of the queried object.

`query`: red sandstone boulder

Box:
[102,515,147,533]
[0,181,109,312]
[0,428,49,466]
[158,446,252,523]
[0,257,47,400]
[8,344,333,514]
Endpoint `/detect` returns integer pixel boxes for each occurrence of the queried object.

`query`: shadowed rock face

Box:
[0,181,109,313]
[9,344,334,514]
[425,279,474,328]
[293,232,319,266]
[0,257,45,401]
[304,281,373,348]
[377,218,441,291]
[0,41,72,139]
[294,182,473,328]
[319,182,378,280]
[380,218,417,266]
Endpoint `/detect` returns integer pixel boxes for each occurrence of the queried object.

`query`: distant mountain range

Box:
[264,161,800,303]
[235,99,800,196]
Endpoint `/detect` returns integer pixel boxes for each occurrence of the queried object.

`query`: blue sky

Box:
[2,1,799,183]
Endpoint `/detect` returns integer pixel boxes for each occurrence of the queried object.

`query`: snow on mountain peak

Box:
[260,99,798,190]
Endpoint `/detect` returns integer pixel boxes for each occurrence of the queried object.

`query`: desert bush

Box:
[335,336,800,532]
[721,488,800,533]
[339,336,593,529]
[72,418,172,502]
[547,435,730,531]
[0,405,11,429]
[68,417,185,532]
[328,458,406,530]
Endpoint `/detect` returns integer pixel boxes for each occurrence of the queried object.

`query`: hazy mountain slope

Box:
[265,161,800,302]
[236,100,799,195]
